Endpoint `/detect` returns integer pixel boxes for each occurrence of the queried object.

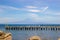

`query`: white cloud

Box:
[25,6,48,13]
[28,9,41,12]
[25,6,37,8]
[42,6,48,12]
[0,5,20,10]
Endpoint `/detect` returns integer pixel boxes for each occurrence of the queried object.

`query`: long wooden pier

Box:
[5,24,60,31]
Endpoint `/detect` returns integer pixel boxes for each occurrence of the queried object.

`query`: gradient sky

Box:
[0,0,60,24]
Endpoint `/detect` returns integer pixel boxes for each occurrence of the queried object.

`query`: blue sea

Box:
[0,24,60,40]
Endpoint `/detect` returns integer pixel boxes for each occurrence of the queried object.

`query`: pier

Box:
[5,24,60,31]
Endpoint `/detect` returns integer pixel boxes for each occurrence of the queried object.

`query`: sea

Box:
[0,24,60,40]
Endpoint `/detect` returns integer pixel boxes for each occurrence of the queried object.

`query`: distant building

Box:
[0,31,12,40]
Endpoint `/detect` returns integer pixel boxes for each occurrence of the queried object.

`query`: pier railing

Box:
[5,26,60,31]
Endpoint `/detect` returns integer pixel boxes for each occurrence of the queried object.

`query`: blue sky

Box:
[0,0,60,24]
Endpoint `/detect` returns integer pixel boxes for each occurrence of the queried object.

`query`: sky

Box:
[0,0,60,24]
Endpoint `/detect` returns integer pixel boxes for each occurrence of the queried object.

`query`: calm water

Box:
[0,24,60,40]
